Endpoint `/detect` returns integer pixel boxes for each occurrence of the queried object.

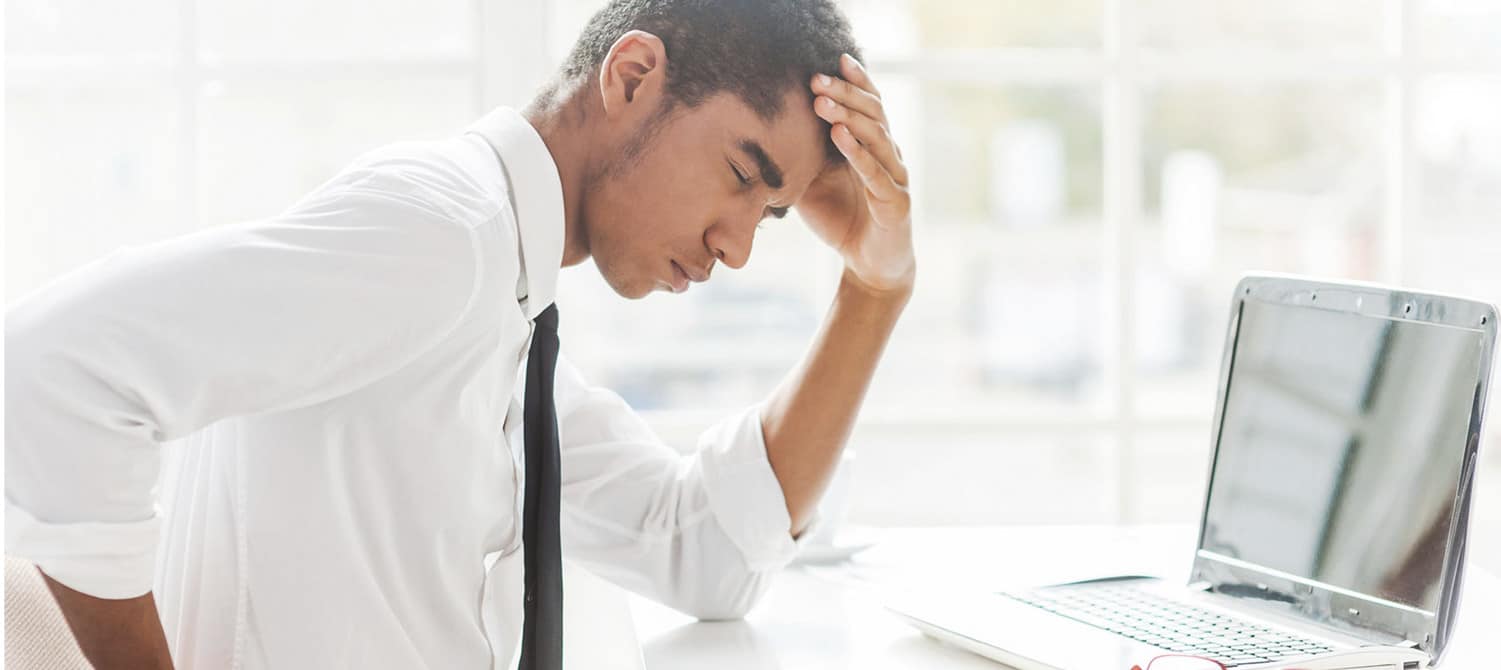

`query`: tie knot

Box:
[534,303,558,331]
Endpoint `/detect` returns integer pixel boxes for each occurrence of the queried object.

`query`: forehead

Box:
[679,88,828,198]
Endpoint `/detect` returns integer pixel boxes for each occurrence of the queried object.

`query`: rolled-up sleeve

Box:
[554,357,805,620]
[4,171,484,599]
[694,406,801,572]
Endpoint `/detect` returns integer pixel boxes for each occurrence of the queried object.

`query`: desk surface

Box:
[627,525,1500,670]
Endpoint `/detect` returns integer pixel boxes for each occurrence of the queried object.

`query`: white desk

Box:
[626,526,1501,669]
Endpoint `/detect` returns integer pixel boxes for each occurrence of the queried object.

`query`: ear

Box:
[597,30,668,120]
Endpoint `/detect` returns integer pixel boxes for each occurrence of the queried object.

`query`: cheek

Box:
[622,169,712,242]
[584,177,662,288]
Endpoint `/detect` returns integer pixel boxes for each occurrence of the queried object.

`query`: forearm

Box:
[760,268,911,535]
[40,571,174,669]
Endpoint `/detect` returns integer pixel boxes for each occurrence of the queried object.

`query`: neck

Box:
[522,81,595,268]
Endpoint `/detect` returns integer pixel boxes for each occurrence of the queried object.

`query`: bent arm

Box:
[760,269,910,535]
[555,358,799,619]
[554,269,907,618]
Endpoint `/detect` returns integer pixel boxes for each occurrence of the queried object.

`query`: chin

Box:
[596,265,653,300]
[617,284,653,300]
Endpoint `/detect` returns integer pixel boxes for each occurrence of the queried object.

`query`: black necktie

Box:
[520,303,562,670]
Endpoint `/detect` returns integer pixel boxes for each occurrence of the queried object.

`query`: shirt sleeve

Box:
[553,356,808,620]
[4,170,484,599]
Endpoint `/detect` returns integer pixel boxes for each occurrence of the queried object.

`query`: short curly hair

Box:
[558,0,863,162]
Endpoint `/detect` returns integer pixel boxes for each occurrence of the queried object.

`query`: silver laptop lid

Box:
[1190,274,1496,663]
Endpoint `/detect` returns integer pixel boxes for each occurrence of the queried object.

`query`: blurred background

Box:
[5,0,1499,571]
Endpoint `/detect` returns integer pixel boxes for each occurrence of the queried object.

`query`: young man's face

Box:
[581,87,829,298]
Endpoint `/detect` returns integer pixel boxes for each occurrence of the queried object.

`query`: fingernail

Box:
[818,74,833,87]
[843,53,862,69]
[822,96,836,110]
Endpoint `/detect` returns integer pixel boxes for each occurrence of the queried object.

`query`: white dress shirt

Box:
[5,108,804,668]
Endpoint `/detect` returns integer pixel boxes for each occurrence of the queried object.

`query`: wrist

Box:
[838,264,914,308]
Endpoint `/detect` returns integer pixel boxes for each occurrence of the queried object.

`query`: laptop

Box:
[890,274,1497,669]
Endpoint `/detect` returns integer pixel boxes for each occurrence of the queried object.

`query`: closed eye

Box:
[729,160,750,185]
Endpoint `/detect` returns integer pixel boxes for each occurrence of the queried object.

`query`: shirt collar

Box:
[466,107,566,321]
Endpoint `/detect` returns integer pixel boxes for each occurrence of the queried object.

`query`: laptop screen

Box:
[1200,298,1485,613]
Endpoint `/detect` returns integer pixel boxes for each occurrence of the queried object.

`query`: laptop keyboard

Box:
[1004,584,1335,667]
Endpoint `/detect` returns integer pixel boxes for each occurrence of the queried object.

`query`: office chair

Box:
[5,555,94,669]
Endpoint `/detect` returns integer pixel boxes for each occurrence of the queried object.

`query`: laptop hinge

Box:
[1187,580,1213,592]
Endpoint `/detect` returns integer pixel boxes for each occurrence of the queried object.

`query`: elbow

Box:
[686,601,754,623]
[678,568,775,622]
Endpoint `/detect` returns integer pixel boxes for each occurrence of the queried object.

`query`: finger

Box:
[831,123,904,203]
[810,72,885,123]
[839,53,881,99]
[815,96,909,186]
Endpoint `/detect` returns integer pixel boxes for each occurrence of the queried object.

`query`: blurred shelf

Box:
[6,54,479,89]
[917,217,1106,265]
[871,50,1501,84]
[637,407,1212,436]
[871,49,1104,83]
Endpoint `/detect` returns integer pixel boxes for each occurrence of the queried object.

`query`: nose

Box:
[704,218,756,270]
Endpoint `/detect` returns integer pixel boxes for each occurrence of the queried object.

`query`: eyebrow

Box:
[737,139,785,190]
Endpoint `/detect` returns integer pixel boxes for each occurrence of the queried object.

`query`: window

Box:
[539,0,1501,571]
[5,0,484,303]
[7,1,1499,570]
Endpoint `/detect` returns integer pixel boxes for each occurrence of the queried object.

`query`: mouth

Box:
[668,260,691,294]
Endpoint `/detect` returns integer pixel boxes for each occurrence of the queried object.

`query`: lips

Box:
[668,260,691,293]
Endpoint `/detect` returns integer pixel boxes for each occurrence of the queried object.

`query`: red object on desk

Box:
[1132,654,1228,670]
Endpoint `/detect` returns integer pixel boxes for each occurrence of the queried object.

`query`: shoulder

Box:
[272,134,524,325]
[288,134,514,234]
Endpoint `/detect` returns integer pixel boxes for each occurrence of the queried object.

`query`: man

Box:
[4,0,913,667]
